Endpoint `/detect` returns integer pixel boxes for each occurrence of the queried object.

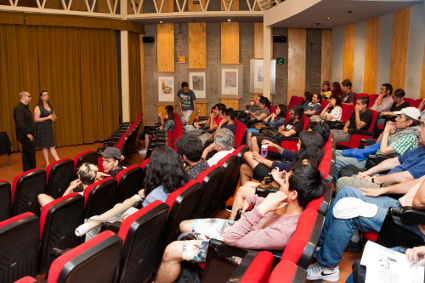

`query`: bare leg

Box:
[240,163,253,186]
[42,148,50,166]
[156,241,185,283]
[179,220,193,233]
[38,193,54,209]
[229,185,257,220]
[144,134,150,151]
[246,132,253,151]
[49,147,60,161]
[251,136,260,153]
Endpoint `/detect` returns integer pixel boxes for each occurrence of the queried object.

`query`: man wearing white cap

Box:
[333,107,421,189]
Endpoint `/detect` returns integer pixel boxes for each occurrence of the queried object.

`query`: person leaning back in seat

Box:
[154,163,325,283]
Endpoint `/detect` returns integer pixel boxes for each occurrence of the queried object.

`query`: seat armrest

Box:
[255,187,279,197]
[348,129,374,136]
[400,206,425,225]
[361,138,377,146]
[209,239,249,259]
[278,135,297,142]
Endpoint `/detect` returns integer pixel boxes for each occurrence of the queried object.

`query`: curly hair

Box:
[295,131,324,168]
[143,146,189,196]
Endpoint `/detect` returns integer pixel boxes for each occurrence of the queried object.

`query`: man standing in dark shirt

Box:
[331,96,373,143]
[13,91,36,172]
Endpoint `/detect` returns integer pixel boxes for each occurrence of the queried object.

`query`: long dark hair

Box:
[143,146,189,196]
[276,104,287,119]
[331,82,343,97]
[37,90,53,111]
[165,105,175,123]
[328,95,341,112]
[295,131,324,168]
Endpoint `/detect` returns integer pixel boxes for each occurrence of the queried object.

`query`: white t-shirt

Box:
[207,148,235,166]
[326,106,342,121]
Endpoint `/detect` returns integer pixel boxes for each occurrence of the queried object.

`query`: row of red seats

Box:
[4,146,249,283]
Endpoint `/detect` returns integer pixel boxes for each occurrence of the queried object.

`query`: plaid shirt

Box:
[376,133,419,156]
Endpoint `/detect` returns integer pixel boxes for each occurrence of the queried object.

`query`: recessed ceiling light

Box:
[326,18,331,20]
[228,19,231,22]
[160,20,163,23]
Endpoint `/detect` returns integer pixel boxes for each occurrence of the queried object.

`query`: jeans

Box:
[333,150,366,186]
[316,186,425,267]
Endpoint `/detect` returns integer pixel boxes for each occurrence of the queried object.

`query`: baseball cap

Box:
[322,81,330,87]
[333,197,378,219]
[100,147,121,160]
[393,107,421,121]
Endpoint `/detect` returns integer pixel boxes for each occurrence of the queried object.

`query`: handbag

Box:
[329,120,345,130]
[261,127,280,138]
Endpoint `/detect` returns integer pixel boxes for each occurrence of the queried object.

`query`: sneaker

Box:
[225,205,232,212]
[306,262,339,282]
[139,149,147,155]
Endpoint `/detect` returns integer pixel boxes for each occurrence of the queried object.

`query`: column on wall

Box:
[321,30,332,86]
[188,22,207,123]
[157,22,175,116]
[221,22,240,110]
[254,22,273,101]
[343,24,355,86]
[390,7,411,91]
[287,28,306,104]
[363,17,379,94]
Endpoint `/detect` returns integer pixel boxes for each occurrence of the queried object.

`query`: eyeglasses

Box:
[420,120,425,128]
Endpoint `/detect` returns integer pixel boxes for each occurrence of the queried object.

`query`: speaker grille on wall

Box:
[143,36,155,43]
[273,36,286,43]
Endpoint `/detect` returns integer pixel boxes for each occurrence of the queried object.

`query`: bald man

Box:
[13,91,36,172]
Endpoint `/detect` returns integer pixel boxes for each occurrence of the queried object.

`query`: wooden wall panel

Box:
[343,24,355,85]
[157,23,174,72]
[390,7,411,91]
[287,29,306,104]
[157,104,177,118]
[189,23,206,69]
[221,99,240,110]
[44,0,61,9]
[196,103,207,117]
[221,22,239,64]
[221,0,239,11]
[188,0,206,11]
[363,17,380,94]
[254,22,273,59]
[140,34,145,127]
[321,29,332,85]
[421,45,425,99]
[157,0,174,12]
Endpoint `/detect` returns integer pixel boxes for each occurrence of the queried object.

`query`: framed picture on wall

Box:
[250,59,276,94]
[189,71,206,99]
[218,64,243,98]
[158,75,175,102]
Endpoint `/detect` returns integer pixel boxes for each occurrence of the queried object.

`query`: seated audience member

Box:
[195,103,226,131]
[244,95,262,112]
[341,79,355,105]
[370,83,393,113]
[304,93,322,115]
[208,108,236,138]
[85,146,190,240]
[247,105,304,151]
[139,105,175,155]
[202,128,235,166]
[307,174,425,282]
[300,91,313,108]
[331,82,343,98]
[321,81,332,99]
[235,131,324,218]
[248,96,271,122]
[334,107,421,186]
[98,147,124,179]
[262,104,287,127]
[378,89,410,125]
[175,135,209,180]
[331,96,373,144]
[320,95,343,121]
[38,163,98,208]
[155,163,326,283]
[335,117,425,192]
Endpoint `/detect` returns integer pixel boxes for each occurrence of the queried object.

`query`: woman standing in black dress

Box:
[34,90,60,166]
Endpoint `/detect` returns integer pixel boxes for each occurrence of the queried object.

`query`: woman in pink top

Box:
[155,163,325,283]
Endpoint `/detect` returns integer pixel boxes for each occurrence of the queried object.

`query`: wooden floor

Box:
[0,143,362,282]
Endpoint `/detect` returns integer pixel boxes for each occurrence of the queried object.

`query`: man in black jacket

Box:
[13,91,36,172]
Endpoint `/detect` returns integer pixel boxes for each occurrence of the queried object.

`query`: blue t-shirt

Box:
[304,102,321,114]
[142,185,170,207]
[388,145,425,179]
[177,89,196,111]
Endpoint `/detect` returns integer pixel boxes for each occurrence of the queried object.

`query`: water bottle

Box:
[261,144,268,159]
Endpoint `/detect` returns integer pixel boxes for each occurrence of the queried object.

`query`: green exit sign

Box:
[277,57,284,65]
